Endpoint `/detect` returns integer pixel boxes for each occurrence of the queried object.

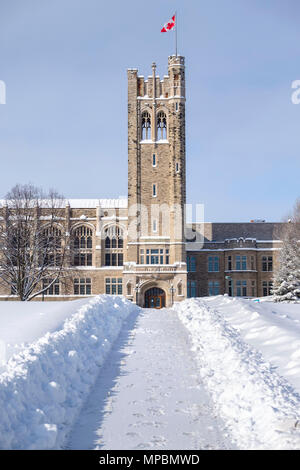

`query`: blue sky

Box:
[0,0,300,222]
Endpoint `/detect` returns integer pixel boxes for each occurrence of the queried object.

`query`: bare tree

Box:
[0,184,73,301]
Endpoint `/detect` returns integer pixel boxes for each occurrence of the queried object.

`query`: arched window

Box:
[104,225,124,266]
[141,111,151,140]
[42,226,62,266]
[73,226,93,266]
[157,111,167,140]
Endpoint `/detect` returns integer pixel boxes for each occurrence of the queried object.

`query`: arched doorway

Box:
[144,287,166,309]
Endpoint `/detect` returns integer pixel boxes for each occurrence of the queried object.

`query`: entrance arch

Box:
[144,287,166,309]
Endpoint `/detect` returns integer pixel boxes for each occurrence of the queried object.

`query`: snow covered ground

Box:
[1,294,300,450]
[0,298,90,370]
[65,308,232,450]
[0,295,139,449]
[175,296,300,450]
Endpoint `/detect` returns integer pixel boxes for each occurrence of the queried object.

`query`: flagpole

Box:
[175,11,178,56]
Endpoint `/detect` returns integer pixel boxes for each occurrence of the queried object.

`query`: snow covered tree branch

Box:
[272,199,300,302]
[0,184,74,301]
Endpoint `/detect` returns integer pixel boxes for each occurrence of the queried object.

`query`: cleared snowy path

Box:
[65,308,232,450]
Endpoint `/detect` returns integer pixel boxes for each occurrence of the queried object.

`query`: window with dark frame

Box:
[73,226,93,266]
[262,256,273,272]
[43,279,60,295]
[104,226,124,266]
[105,278,123,295]
[141,111,151,140]
[74,278,91,295]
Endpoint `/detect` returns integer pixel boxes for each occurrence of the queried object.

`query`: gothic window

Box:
[42,226,62,266]
[157,111,167,140]
[141,111,151,140]
[73,226,93,266]
[104,226,124,266]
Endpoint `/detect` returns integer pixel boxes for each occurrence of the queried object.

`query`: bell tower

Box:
[125,56,187,307]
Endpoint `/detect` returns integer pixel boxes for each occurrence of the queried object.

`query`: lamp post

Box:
[169,284,176,306]
[134,282,141,305]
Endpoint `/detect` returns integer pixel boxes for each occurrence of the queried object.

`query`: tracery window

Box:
[104,226,124,266]
[73,226,93,266]
[42,226,62,266]
[157,111,167,140]
[141,111,151,140]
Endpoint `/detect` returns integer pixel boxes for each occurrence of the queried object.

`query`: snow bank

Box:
[205,296,300,394]
[175,297,300,450]
[0,298,90,368]
[0,295,140,450]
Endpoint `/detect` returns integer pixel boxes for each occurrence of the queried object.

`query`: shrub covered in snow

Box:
[272,225,300,302]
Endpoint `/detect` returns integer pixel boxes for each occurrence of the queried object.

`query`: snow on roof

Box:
[0,198,128,209]
[67,199,128,209]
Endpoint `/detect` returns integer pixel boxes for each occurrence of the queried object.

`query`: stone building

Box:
[0,56,283,306]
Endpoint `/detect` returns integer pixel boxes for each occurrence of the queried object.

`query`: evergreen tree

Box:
[272,220,300,302]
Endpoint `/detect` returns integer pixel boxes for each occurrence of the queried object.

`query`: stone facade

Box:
[0,56,284,306]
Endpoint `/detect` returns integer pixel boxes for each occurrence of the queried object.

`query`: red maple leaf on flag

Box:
[161,14,176,33]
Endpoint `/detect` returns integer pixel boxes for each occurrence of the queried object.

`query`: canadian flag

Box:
[161,14,176,33]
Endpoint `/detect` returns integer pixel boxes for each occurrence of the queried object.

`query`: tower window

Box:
[152,219,157,232]
[141,111,151,140]
[175,102,179,112]
[157,111,167,140]
[152,154,156,167]
[176,162,179,173]
[152,184,157,197]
